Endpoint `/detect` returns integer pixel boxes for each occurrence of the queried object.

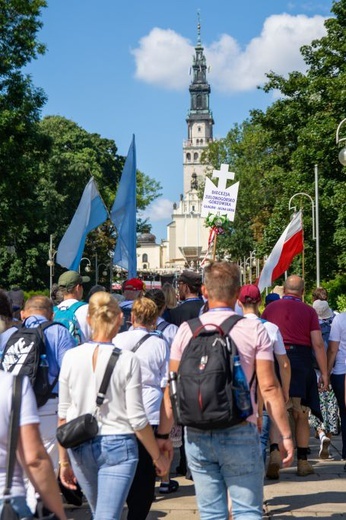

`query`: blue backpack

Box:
[53,301,87,345]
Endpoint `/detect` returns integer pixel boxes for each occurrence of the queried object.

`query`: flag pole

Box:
[212,234,217,260]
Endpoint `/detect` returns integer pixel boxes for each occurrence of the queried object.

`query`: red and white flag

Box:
[257,210,303,292]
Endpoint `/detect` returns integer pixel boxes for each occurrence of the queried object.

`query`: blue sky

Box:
[28,0,332,241]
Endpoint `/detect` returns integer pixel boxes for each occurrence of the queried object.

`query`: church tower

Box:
[183,16,214,194]
[164,16,213,269]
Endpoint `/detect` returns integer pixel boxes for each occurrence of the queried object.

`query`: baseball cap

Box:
[123,278,145,291]
[313,299,333,320]
[178,270,202,286]
[238,284,261,304]
[265,293,280,306]
[58,270,90,290]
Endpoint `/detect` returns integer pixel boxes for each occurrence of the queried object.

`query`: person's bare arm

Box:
[156,359,179,457]
[275,354,291,403]
[311,330,328,389]
[17,423,67,520]
[256,359,293,467]
[327,340,339,376]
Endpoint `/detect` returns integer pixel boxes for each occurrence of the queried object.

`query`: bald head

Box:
[284,275,304,297]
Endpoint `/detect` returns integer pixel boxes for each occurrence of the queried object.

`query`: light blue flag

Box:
[110,135,137,278]
[56,177,108,270]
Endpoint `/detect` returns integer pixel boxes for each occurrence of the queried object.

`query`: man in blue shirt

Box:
[19,295,75,512]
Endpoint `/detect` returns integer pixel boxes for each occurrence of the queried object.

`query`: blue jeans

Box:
[331,373,346,459]
[259,411,270,465]
[185,422,263,520]
[69,434,138,520]
[0,496,33,518]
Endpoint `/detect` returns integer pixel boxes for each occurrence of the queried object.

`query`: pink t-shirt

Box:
[170,310,273,424]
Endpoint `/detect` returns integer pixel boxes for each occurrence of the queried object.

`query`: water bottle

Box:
[168,371,180,424]
[40,354,49,367]
[233,355,253,419]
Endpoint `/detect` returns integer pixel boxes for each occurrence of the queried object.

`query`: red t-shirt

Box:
[262,297,320,346]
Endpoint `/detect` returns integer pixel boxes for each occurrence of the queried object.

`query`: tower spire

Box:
[197,10,201,46]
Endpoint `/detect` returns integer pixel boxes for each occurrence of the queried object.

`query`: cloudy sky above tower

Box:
[29,0,331,240]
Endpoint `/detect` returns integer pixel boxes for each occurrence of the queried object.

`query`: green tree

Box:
[0,0,49,287]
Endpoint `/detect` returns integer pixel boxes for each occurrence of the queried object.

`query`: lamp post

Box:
[47,234,57,295]
[288,165,320,287]
[336,118,346,166]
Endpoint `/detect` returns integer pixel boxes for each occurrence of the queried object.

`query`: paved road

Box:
[65,431,346,519]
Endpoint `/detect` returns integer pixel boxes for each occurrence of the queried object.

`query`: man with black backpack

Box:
[0,295,75,513]
[156,261,293,520]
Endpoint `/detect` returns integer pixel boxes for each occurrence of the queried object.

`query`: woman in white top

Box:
[58,292,168,520]
[0,372,66,519]
[113,297,170,520]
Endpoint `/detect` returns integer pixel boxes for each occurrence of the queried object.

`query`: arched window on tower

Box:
[142,253,148,263]
[196,95,202,108]
[186,153,191,162]
[194,152,198,161]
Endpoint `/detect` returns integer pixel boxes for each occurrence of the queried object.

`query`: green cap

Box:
[58,270,90,290]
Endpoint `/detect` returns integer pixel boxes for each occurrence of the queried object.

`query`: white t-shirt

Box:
[56,298,91,343]
[244,313,286,355]
[329,312,346,375]
[156,317,178,348]
[58,342,148,434]
[113,329,169,425]
[0,373,39,497]
[170,310,273,425]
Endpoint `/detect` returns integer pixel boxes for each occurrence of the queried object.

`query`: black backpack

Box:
[171,314,252,430]
[0,320,57,407]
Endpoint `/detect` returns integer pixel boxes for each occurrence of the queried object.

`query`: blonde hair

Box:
[88,292,122,338]
[162,282,177,309]
[132,297,158,327]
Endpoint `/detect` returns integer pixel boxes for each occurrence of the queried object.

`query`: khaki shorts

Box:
[286,397,310,413]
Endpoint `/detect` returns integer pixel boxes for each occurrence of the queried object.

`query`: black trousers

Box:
[126,438,156,520]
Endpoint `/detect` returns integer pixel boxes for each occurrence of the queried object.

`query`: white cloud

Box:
[131,28,192,90]
[141,197,174,222]
[132,14,327,93]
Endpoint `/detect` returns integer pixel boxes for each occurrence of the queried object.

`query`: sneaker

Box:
[159,480,179,494]
[319,435,331,459]
[297,460,314,477]
[266,450,281,480]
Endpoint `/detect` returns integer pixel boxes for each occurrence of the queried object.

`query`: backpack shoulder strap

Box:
[156,320,169,332]
[132,333,152,353]
[219,314,244,336]
[69,301,87,313]
[187,317,203,335]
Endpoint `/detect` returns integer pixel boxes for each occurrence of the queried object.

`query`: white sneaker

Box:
[319,435,331,459]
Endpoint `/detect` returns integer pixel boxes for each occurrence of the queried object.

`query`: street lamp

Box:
[336,118,346,166]
[96,263,108,285]
[79,257,91,274]
[288,164,320,286]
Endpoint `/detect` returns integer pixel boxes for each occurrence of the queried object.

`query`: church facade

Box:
[137,22,213,274]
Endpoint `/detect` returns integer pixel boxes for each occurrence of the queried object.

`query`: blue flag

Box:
[110,135,137,278]
[56,177,108,270]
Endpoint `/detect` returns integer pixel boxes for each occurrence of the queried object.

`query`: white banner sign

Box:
[201,164,239,221]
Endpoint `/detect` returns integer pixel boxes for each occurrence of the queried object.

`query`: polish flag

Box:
[257,210,303,292]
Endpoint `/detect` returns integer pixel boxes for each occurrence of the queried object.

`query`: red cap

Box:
[238,284,261,304]
[123,278,145,291]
